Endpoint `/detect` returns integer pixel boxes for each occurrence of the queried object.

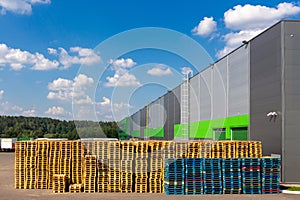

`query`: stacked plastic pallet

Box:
[203,158,223,194]
[120,141,134,193]
[135,141,148,193]
[97,159,109,192]
[108,141,121,192]
[223,141,236,158]
[71,141,84,185]
[48,141,60,189]
[149,141,164,193]
[199,141,212,158]
[164,158,185,195]
[261,158,281,194]
[69,184,83,193]
[211,142,224,158]
[236,141,249,158]
[52,174,66,193]
[83,155,97,193]
[249,141,263,158]
[24,141,36,189]
[187,141,201,158]
[35,140,49,189]
[175,142,187,158]
[242,158,261,194]
[222,158,242,194]
[185,158,204,195]
[15,141,27,189]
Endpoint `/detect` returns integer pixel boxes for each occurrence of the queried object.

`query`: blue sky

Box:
[0,0,300,121]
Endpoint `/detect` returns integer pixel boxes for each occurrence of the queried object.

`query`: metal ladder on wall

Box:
[181,73,190,140]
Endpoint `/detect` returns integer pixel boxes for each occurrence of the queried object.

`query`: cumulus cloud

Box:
[0,43,59,70]
[0,101,36,116]
[224,2,300,30]
[192,17,217,37]
[22,109,36,116]
[48,47,101,69]
[105,58,141,87]
[0,90,3,99]
[181,67,193,75]
[45,106,70,116]
[147,64,173,76]
[216,2,300,59]
[0,0,50,15]
[47,74,94,103]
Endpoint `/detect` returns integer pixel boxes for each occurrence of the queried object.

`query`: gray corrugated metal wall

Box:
[283,21,300,183]
[200,68,212,121]
[190,74,201,122]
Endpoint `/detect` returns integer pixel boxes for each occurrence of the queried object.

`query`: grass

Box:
[287,187,300,191]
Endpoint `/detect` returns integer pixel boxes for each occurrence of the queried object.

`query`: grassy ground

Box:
[287,187,300,191]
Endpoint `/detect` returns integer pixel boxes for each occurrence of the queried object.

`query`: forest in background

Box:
[0,116,119,140]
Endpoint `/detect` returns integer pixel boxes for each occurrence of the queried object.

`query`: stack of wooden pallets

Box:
[48,141,60,189]
[59,141,72,185]
[135,141,148,193]
[69,184,83,193]
[248,141,262,158]
[211,142,224,158]
[175,142,188,158]
[15,141,27,189]
[97,159,109,192]
[24,141,37,189]
[52,174,66,193]
[83,155,97,193]
[71,141,84,185]
[163,141,175,159]
[35,140,49,189]
[120,141,134,193]
[187,141,201,158]
[223,141,236,158]
[149,141,164,193]
[108,141,121,192]
[236,141,249,158]
[199,141,212,158]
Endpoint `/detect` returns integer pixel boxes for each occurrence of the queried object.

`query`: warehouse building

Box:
[118,20,300,183]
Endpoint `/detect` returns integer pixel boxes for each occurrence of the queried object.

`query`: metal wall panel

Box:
[140,107,146,139]
[213,58,227,119]
[190,74,201,122]
[283,21,300,183]
[200,68,212,120]
[132,111,140,131]
[129,115,133,135]
[173,86,181,126]
[228,46,249,117]
[250,22,282,157]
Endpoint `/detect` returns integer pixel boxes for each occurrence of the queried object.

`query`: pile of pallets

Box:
[175,142,187,158]
[69,184,83,193]
[164,158,185,195]
[185,158,204,195]
[35,141,49,189]
[236,142,249,158]
[52,174,66,193]
[187,141,201,158]
[222,158,242,194]
[135,141,148,193]
[71,141,84,185]
[242,158,261,194]
[163,141,175,159]
[83,155,97,193]
[48,141,60,189]
[97,159,109,192]
[261,158,281,194]
[24,141,37,189]
[59,141,72,184]
[223,141,236,158]
[203,158,223,194]
[199,141,212,158]
[211,142,224,158]
[15,141,27,189]
[149,141,164,193]
[108,141,121,192]
[249,141,263,158]
[120,141,134,193]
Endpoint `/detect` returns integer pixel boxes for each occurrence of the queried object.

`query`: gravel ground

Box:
[0,152,299,200]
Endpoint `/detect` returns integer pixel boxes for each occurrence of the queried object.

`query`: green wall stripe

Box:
[144,127,164,138]
[131,130,141,137]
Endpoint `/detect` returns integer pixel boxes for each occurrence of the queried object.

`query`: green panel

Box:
[232,128,248,140]
[213,129,226,141]
[175,114,249,139]
[144,127,164,138]
[131,130,140,137]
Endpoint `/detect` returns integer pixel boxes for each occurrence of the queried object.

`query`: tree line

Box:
[0,116,119,140]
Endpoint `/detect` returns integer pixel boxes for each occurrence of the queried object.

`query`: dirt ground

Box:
[0,152,299,200]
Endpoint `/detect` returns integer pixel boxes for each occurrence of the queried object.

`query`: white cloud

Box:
[0,101,37,116]
[47,74,94,104]
[45,106,70,116]
[0,0,50,15]
[147,64,173,76]
[22,109,36,117]
[0,43,59,71]
[105,58,141,87]
[0,90,3,99]
[192,17,217,37]
[224,3,300,30]
[181,67,193,75]
[49,47,101,69]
